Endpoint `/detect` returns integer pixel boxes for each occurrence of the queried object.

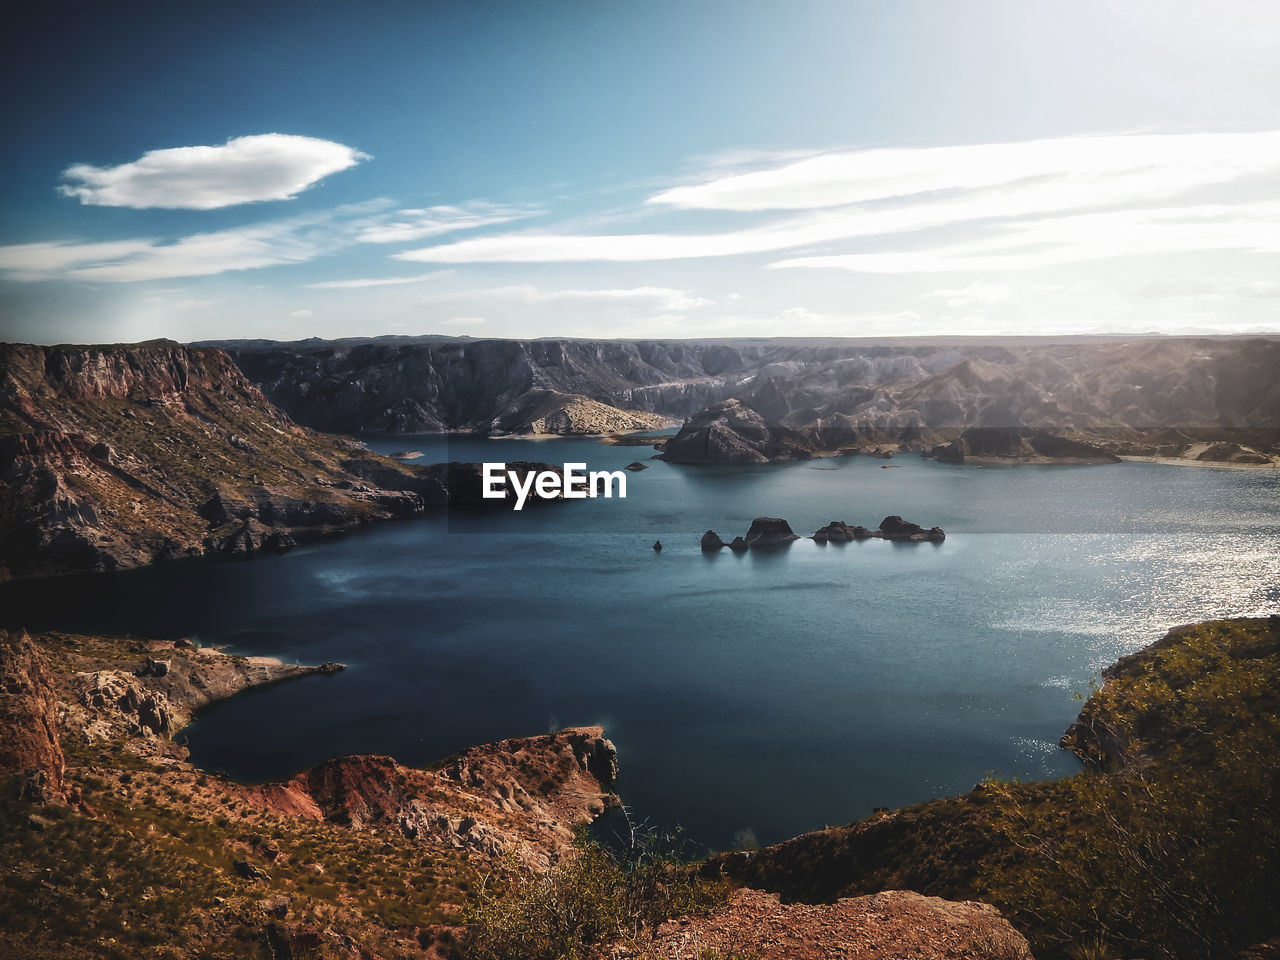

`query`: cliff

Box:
[0,341,434,579]
[0,629,618,959]
[214,335,1280,465]
[0,341,567,580]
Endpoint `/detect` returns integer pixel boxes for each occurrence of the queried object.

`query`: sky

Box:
[3,0,1280,344]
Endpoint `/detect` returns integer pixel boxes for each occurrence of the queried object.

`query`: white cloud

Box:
[647,131,1280,211]
[418,285,711,312]
[289,309,313,318]
[356,202,541,243]
[442,317,486,326]
[0,211,356,282]
[1135,278,1280,300]
[0,239,156,280]
[397,131,1280,267]
[306,271,448,289]
[57,134,368,210]
[929,282,1013,307]
[771,202,1280,273]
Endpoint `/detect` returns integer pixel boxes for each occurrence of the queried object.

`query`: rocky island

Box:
[703,515,945,550]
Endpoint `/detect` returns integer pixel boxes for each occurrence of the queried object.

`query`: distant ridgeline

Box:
[213,334,1280,464]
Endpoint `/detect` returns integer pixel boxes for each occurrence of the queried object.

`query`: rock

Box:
[256,895,291,918]
[658,399,819,465]
[488,388,670,436]
[700,530,726,551]
[624,461,649,471]
[233,859,272,883]
[628,887,1033,960]
[317,662,345,674]
[878,515,925,540]
[927,526,946,542]
[812,521,856,543]
[652,540,662,552]
[745,517,799,547]
[388,450,423,460]
[728,536,749,552]
[262,530,296,554]
[0,632,66,800]
[138,657,170,678]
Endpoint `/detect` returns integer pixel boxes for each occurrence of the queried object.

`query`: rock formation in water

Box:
[745,516,800,547]
[877,515,946,542]
[657,399,825,464]
[701,530,726,550]
[488,388,671,436]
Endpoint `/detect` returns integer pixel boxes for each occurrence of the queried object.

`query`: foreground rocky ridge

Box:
[705,617,1280,960]
[217,335,1280,464]
[0,628,618,958]
[623,887,1031,960]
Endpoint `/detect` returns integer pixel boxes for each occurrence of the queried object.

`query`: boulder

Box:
[652,540,663,552]
[745,517,799,547]
[624,461,649,472]
[812,521,856,543]
[700,530,726,551]
[878,515,925,540]
[728,536,749,552]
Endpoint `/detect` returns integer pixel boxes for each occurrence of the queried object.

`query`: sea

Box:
[4,434,1277,850]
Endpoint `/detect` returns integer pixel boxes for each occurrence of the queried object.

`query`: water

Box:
[3,436,1277,850]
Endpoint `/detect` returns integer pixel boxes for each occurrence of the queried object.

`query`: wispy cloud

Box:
[772,201,1280,273]
[396,131,1280,268]
[928,282,1013,307]
[355,201,541,243]
[58,134,368,210]
[307,271,450,289]
[417,284,712,311]
[0,212,354,282]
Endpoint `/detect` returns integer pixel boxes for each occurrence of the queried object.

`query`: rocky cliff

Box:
[215,336,1280,466]
[0,341,569,580]
[0,629,619,959]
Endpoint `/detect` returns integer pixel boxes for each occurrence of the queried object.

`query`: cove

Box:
[3,435,1277,851]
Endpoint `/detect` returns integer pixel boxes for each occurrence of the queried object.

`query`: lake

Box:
[4,435,1277,850]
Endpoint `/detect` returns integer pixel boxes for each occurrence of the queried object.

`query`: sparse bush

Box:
[462,831,727,960]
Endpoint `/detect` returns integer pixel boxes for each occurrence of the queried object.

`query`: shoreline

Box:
[1117,454,1280,470]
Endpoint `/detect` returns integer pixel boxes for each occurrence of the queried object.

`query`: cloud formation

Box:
[57,134,368,209]
[418,284,711,312]
[356,202,541,243]
[397,131,1280,270]
[0,211,355,282]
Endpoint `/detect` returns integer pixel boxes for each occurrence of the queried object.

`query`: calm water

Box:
[4,436,1278,850]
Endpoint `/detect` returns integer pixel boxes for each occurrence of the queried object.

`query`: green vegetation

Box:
[977,619,1280,959]
[461,831,729,960]
[716,618,1280,960]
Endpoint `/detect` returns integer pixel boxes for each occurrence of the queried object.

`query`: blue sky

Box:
[3,0,1280,343]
